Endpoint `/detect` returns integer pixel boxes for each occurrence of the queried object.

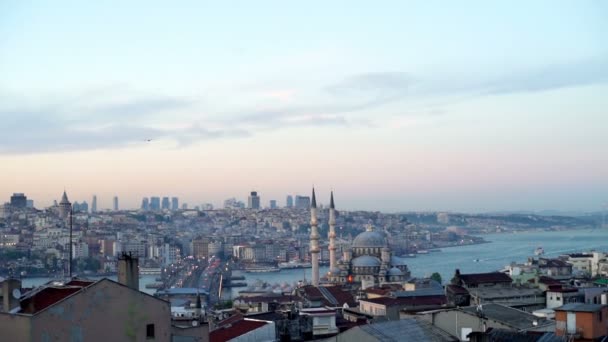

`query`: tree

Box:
[430,272,442,284]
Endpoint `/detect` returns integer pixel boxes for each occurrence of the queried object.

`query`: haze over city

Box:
[1,1,607,212]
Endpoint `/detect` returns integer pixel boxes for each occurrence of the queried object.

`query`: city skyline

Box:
[1,1,607,212]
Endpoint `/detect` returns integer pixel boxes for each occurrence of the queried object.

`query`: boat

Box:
[474,259,480,262]
[534,247,545,256]
[278,260,312,269]
[139,267,162,275]
[145,282,164,289]
[417,250,429,254]
[245,266,281,273]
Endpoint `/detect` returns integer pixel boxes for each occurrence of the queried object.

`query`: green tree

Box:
[430,272,442,284]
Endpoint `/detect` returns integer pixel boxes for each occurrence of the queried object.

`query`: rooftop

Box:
[356,319,456,341]
[554,303,607,313]
[461,304,552,330]
[460,272,512,285]
[209,318,269,342]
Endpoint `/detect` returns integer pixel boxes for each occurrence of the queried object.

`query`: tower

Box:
[59,191,71,219]
[91,195,97,213]
[248,191,260,209]
[113,196,119,211]
[310,188,320,286]
[328,191,338,278]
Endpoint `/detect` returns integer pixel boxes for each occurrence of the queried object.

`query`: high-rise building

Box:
[224,198,245,209]
[269,200,277,209]
[286,195,293,208]
[91,195,97,213]
[9,193,27,208]
[150,197,161,211]
[171,197,179,211]
[141,197,149,211]
[182,203,188,210]
[26,200,34,208]
[113,196,119,211]
[248,191,260,209]
[161,197,170,210]
[295,195,311,209]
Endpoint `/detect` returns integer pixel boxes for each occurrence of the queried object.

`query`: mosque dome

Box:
[351,255,382,267]
[387,267,404,276]
[390,256,408,266]
[352,226,387,248]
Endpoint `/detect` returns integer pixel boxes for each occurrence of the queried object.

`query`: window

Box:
[599,311,603,322]
[556,297,561,301]
[146,324,155,339]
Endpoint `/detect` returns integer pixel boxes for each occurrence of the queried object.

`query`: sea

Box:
[21,229,608,299]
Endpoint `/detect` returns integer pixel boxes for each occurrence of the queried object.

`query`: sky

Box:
[1,1,607,212]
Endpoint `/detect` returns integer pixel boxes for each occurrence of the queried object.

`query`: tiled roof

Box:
[446,284,469,295]
[19,286,83,314]
[209,319,269,342]
[538,276,561,285]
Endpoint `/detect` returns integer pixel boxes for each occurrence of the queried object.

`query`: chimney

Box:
[117,253,139,290]
[1,278,22,312]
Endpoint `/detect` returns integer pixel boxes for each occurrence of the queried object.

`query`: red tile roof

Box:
[210,319,269,342]
[215,313,244,328]
[20,287,82,314]
[446,284,469,295]
[539,276,561,285]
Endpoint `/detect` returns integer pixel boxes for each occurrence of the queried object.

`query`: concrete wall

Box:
[0,312,31,341]
[31,279,171,342]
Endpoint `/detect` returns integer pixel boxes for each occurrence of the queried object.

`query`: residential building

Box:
[329,319,456,342]
[418,303,555,340]
[0,278,171,341]
[554,303,608,340]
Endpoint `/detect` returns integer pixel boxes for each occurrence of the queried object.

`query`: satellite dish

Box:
[191,320,199,327]
[12,289,21,299]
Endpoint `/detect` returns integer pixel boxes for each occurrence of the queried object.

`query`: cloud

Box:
[476,58,608,96]
[2,56,606,155]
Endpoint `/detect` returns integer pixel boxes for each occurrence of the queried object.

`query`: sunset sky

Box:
[1,1,607,212]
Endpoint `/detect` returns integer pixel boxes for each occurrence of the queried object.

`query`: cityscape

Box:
[2,1,608,342]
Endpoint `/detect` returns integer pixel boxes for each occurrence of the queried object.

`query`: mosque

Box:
[309,189,411,287]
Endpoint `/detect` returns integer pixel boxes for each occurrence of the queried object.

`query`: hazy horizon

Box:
[1,1,607,212]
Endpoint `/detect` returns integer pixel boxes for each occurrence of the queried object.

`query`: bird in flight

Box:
[145,139,153,142]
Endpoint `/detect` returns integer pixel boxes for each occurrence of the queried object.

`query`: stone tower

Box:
[58,191,71,219]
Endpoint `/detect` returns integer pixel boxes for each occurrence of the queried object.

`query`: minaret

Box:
[309,187,320,286]
[328,191,338,279]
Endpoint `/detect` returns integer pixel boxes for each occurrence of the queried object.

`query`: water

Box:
[20,230,608,298]
[232,229,608,295]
